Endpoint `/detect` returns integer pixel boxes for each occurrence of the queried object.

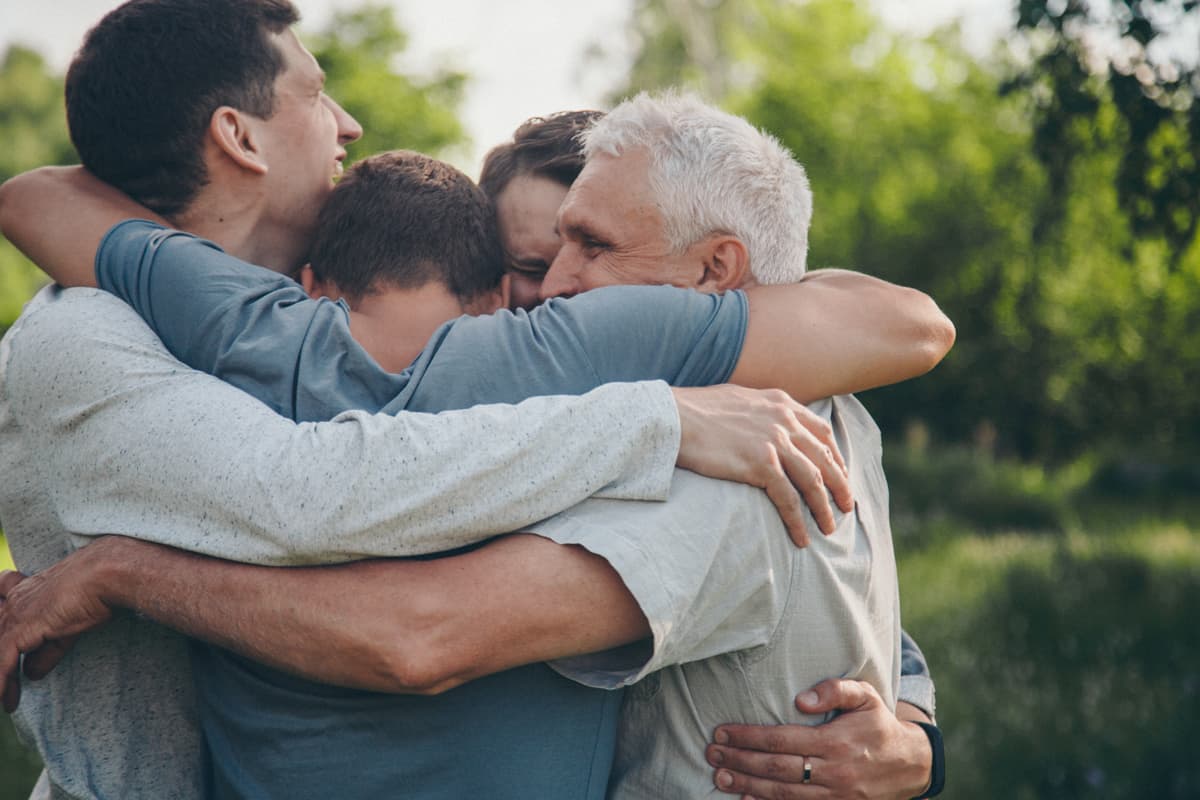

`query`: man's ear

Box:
[697,235,752,292]
[209,106,269,175]
[463,274,511,315]
[299,264,338,300]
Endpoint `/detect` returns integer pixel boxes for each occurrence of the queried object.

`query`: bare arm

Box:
[733,270,956,404]
[0,166,164,288]
[0,532,648,707]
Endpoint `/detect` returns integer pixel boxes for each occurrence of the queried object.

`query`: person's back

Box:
[620,397,897,796]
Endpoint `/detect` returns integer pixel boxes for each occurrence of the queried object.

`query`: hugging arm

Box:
[1,532,648,708]
[0,166,164,288]
[733,271,955,404]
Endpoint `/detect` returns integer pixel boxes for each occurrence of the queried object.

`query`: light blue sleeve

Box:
[394,284,749,414]
[899,630,936,718]
[94,219,408,421]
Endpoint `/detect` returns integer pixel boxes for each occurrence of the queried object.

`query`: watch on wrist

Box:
[911,721,945,798]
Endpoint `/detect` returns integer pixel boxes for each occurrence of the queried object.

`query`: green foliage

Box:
[305,5,468,163]
[0,716,40,800]
[1008,0,1200,264]
[0,45,69,328]
[883,442,1082,541]
[609,0,1200,463]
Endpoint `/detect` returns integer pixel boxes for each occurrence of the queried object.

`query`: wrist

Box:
[89,535,141,609]
[908,721,945,799]
[902,718,935,798]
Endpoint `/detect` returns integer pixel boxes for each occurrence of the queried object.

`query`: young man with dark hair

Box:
[65,0,303,219]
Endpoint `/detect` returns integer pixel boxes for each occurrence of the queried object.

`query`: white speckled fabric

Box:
[0,285,681,800]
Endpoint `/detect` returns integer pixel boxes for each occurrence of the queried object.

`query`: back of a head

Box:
[308,151,505,304]
[582,91,812,284]
[479,110,605,200]
[65,0,299,218]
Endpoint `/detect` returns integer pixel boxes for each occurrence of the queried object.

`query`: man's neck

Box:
[348,284,473,374]
[173,189,307,275]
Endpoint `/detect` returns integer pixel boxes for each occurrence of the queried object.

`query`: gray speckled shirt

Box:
[0,285,681,800]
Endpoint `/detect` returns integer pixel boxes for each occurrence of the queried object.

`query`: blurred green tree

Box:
[305,4,469,164]
[0,45,76,332]
[604,0,1200,463]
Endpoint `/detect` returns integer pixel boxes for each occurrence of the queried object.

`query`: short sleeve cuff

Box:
[898,674,937,721]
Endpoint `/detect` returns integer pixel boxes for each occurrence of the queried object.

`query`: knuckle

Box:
[764,730,791,753]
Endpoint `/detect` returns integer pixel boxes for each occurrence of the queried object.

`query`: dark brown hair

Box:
[308,150,505,303]
[65,0,300,218]
[478,110,605,201]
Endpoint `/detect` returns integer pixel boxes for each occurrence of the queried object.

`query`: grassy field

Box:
[1,485,1197,799]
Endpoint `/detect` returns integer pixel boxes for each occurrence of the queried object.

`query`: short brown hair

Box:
[308,151,505,303]
[66,0,300,218]
[478,110,605,200]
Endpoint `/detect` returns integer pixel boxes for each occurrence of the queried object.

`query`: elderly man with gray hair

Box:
[536,90,945,800]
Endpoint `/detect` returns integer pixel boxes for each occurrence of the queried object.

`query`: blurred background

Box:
[1,0,1197,797]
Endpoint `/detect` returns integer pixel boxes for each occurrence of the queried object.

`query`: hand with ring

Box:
[707,678,934,799]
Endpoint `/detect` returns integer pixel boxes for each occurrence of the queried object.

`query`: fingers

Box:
[23,635,78,681]
[0,570,26,597]
[712,758,831,799]
[794,678,882,715]
[774,442,834,538]
[712,722,821,757]
[761,450,811,548]
[0,639,19,713]
[709,743,820,784]
[789,407,852,516]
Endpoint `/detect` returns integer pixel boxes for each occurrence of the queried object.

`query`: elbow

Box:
[906,289,956,375]
[384,649,466,696]
[375,593,470,696]
[0,174,18,238]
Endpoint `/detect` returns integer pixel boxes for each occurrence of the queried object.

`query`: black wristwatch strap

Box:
[911,722,945,798]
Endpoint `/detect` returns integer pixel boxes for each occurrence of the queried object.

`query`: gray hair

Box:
[581,91,812,284]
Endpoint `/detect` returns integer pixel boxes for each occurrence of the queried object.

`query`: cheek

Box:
[587,255,664,289]
[508,274,544,311]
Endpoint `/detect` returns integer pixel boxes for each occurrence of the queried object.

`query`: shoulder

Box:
[1,285,187,415]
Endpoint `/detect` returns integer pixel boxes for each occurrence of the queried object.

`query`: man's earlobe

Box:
[210,107,269,176]
[700,236,752,292]
[497,273,512,311]
[299,264,334,300]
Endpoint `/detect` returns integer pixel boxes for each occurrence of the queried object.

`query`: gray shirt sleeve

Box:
[530,470,798,689]
[0,287,681,565]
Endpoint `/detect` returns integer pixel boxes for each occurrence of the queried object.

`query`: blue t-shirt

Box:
[95,220,750,800]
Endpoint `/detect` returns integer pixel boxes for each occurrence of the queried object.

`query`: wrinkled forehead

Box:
[562,150,656,225]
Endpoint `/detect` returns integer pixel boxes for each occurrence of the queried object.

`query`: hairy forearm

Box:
[734,269,955,402]
[0,166,164,288]
[90,533,648,695]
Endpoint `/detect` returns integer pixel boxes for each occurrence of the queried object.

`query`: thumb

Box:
[795,678,882,715]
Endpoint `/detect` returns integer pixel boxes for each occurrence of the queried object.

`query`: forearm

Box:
[0,166,165,287]
[9,295,681,563]
[734,269,955,402]
[91,533,648,694]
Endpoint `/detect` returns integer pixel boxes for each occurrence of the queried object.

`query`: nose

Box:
[539,248,582,300]
[327,95,363,145]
